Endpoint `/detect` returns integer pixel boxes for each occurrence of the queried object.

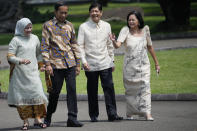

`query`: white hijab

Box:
[15,18,32,36]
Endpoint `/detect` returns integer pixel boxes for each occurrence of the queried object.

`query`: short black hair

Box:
[127,10,144,29]
[89,2,102,12]
[54,1,68,11]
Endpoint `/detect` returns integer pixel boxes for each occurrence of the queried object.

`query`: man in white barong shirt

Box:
[77,2,123,122]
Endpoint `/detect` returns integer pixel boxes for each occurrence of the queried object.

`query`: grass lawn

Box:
[1,48,197,94]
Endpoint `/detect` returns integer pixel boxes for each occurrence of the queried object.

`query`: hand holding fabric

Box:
[45,65,53,76]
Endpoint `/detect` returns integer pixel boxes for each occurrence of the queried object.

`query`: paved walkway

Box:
[0,99,197,131]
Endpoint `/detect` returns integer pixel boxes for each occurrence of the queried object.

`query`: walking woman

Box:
[110,11,160,120]
[7,18,48,130]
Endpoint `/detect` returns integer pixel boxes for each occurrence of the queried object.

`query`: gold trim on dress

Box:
[7,53,16,81]
[17,104,46,120]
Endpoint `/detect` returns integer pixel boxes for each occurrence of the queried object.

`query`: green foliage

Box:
[21,3,54,23]
[0,34,14,45]
[1,48,197,94]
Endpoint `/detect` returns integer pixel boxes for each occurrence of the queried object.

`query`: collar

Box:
[52,17,67,25]
[89,18,102,28]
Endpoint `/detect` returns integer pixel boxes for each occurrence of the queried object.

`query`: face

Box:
[24,23,32,36]
[55,5,68,23]
[90,7,102,23]
[128,14,139,29]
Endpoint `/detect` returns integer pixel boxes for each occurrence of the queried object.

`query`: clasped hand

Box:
[20,59,31,65]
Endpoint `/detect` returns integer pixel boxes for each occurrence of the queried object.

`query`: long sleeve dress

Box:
[7,34,48,120]
[117,25,152,116]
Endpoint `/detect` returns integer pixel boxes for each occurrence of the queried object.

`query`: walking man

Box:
[77,2,123,122]
[41,1,83,127]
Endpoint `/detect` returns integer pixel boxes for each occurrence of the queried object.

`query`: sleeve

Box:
[41,23,51,66]
[77,24,87,64]
[35,36,43,62]
[7,38,22,65]
[70,24,80,66]
[106,24,114,62]
[117,26,129,43]
[145,25,152,46]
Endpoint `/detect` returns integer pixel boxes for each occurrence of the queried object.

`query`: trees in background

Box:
[0,0,193,32]
[0,0,20,33]
[96,0,192,30]
[97,0,109,6]
[156,0,191,30]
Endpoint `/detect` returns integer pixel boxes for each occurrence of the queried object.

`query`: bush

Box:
[21,3,53,23]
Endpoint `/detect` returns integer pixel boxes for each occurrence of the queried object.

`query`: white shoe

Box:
[145,114,154,121]
[146,117,154,121]
[126,116,134,120]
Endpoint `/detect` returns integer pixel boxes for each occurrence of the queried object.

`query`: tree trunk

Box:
[157,0,191,26]
[98,0,108,7]
[0,0,22,33]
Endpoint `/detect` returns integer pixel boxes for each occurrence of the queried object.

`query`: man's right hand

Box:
[46,65,53,76]
[83,63,90,71]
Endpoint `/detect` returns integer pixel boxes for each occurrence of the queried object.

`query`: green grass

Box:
[1,48,197,94]
[150,48,197,94]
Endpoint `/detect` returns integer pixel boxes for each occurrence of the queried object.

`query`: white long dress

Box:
[7,34,48,106]
[117,25,152,116]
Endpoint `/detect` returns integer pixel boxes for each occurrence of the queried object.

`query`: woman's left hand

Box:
[155,65,160,74]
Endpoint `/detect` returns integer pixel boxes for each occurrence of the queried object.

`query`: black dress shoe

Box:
[108,115,123,121]
[44,118,51,127]
[67,119,83,127]
[90,117,98,122]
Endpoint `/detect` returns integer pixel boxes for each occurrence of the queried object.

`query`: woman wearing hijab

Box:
[7,18,48,130]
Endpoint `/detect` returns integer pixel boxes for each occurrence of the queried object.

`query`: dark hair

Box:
[127,10,144,29]
[89,2,102,12]
[54,1,68,11]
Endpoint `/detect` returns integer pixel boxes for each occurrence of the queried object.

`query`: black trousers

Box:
[85,68,117,118]
[46,67,78,120]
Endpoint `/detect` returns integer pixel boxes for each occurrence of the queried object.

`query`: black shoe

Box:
[108,115,123,121]
[67,119,83,127]
[44,118,51,127]
[90,117,98,122]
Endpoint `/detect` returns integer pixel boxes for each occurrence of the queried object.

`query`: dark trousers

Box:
[46,67,78,120]
[85,68,117,118]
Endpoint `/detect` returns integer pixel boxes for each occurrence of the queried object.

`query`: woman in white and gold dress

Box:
[7,18,48,130]
[110,11,160,121]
